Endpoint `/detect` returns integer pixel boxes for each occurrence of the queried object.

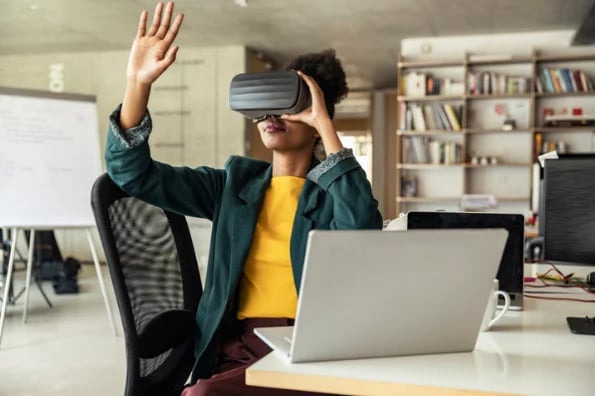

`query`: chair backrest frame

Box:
[91,173,202,396]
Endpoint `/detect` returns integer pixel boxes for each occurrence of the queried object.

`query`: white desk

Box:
[246,297,595,396]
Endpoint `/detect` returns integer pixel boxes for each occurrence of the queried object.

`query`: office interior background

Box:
[1,0,595,395]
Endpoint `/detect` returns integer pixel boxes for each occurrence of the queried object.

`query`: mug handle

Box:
[488,291,511,328]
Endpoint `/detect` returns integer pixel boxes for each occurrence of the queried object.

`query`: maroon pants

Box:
[181,318,328,396]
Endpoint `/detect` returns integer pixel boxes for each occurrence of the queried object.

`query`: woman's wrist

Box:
[316,117,343,155]
[120,81,152,130]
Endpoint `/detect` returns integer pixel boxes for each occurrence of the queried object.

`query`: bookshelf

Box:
[395,50,595,216]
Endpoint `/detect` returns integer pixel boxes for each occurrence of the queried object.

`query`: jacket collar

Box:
[238,165,272,204]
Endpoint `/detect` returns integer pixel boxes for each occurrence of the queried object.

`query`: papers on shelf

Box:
[460,195,498,211]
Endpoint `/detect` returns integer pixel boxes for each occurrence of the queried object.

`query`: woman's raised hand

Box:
[120,2,183,129]
[127,1,184,85]
[281,71,344,155]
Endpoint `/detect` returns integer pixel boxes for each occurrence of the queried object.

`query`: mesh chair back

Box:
[91,174,202,396]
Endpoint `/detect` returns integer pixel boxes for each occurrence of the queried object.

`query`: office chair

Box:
[91,173,203,396]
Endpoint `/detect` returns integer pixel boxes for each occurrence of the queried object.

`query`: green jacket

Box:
[105,108,383,378]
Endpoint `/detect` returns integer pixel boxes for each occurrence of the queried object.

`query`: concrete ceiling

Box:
[0,0,592,89]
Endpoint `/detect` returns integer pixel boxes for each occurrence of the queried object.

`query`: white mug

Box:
[481,279,511,331]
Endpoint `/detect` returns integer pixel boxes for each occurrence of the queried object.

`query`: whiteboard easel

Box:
[0,227,118,346]
[0,88,118,348]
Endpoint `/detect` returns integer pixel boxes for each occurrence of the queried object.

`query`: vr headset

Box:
[229,70,311,122]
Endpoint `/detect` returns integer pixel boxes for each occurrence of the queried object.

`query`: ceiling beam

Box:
[571,0,595,45]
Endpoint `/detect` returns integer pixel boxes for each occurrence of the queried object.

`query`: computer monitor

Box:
[543,156,595,266]
[406,211,525,310]
[542,155,595,335]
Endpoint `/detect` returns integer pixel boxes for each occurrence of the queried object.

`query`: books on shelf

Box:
[467,71,529,95]
[396,50,595,216]
[398,103,462,131]
[401,72,464,96]
[412,104,425,130]
[443,104,461,130]
[537,68,594,93]
[402,136,462,164]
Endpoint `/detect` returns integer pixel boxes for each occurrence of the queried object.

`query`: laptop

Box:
[254,228,508,363]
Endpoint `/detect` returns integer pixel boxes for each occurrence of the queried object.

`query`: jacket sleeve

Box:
[307,148,383,229]
[104,105,225,220]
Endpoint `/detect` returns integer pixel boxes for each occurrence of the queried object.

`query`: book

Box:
[422,104,436,130]
[398,101,407,130]
[549,69,561,92]
[444,104,461,131]
[434,104,451,130]
[542,69,554,93]
[411,104,426,131]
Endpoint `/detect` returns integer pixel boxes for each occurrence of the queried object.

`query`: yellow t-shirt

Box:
[236,176,305,320]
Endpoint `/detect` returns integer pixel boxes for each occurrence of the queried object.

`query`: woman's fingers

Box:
[296,71,326,115]
[156,1,175,38]
[135,1,182,49]
[147,2,164,37]
[297,71,323,97]
[143,2,181,42]
[164,13,184,44]
[137,10,148,38]
[280,112,305,122]
[162,45,180,68]
[296,71,330,122]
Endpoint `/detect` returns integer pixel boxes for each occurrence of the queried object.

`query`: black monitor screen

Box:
[407,211,524,306]
[543,157,595,265]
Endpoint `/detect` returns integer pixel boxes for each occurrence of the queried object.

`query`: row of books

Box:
[402,69,594,96]
[536,68,594,93]
[401,72,465,96]
[398,102,463,131]
[468,72,529,95]
[402,136,462,164]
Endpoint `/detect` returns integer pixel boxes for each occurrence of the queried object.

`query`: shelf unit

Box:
[395,51,595,216]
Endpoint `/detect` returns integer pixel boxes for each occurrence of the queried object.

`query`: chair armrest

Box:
[137,309,196,358]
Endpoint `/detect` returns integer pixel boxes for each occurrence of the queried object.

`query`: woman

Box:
[105,2,383,395]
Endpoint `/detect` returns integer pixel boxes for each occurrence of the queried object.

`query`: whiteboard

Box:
[0,88,102,228]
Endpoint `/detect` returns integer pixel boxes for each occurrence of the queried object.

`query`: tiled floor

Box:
[0,265,126,395]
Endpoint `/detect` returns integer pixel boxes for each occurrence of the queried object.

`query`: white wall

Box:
[0,46,248,267]
[401,30,577,59]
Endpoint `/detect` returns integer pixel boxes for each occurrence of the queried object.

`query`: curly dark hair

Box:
[285,49,348,119]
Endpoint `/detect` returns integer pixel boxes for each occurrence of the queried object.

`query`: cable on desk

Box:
[523,294,595,303]
[523,261,595,302]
